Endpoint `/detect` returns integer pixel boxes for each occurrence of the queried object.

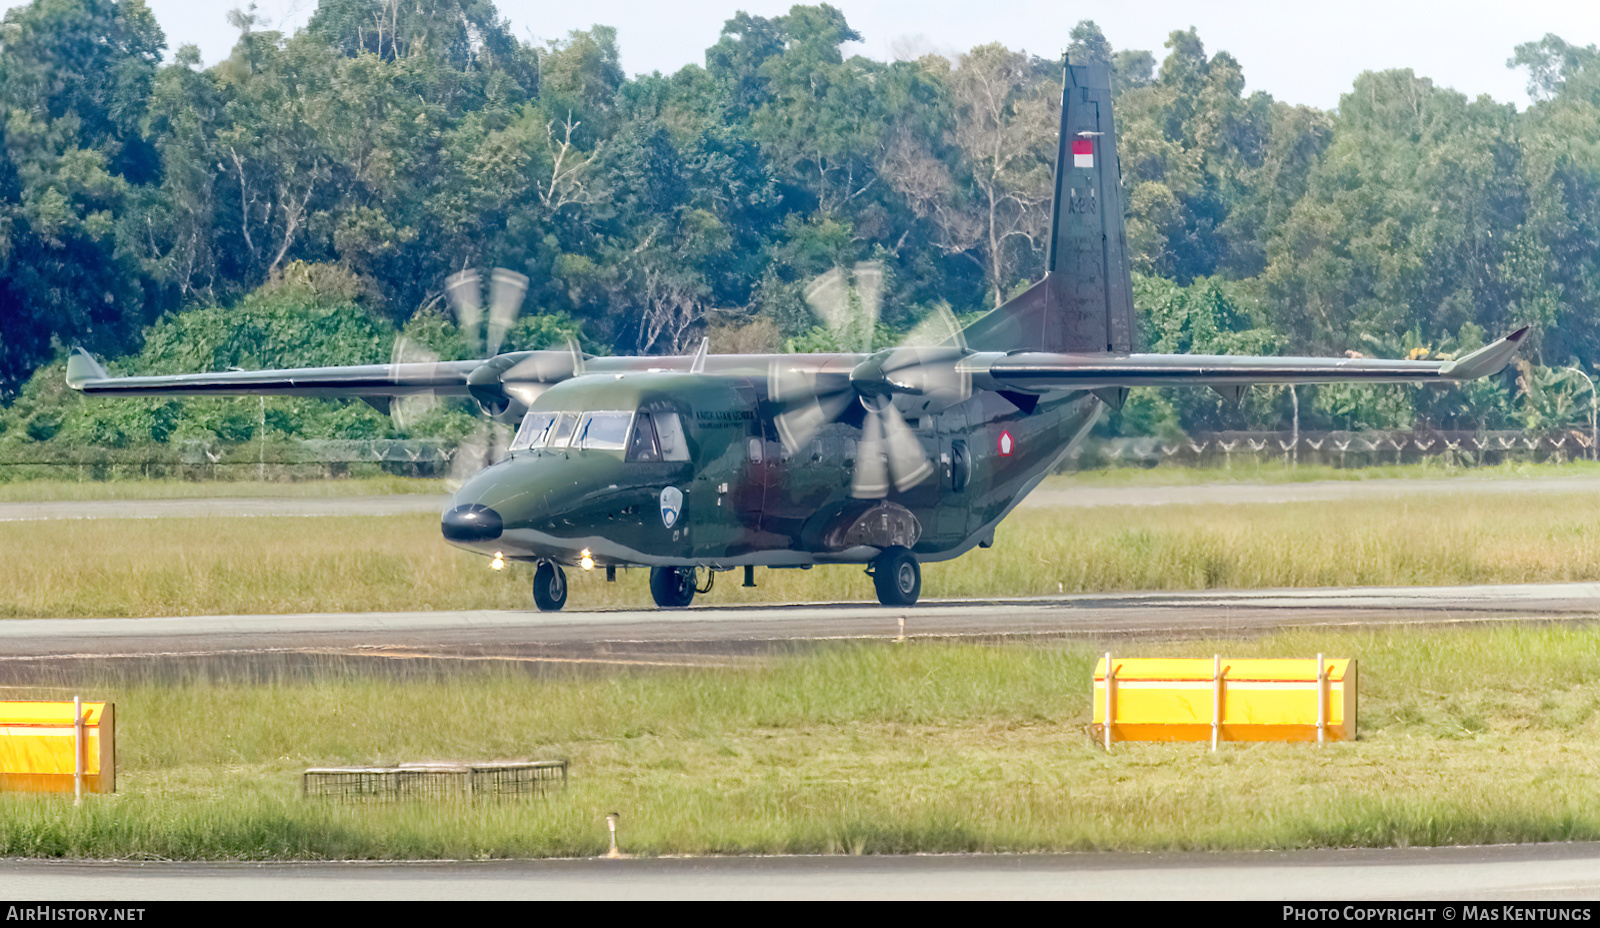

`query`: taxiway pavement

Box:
[0,581,1595,665]
[3,842,1599,900]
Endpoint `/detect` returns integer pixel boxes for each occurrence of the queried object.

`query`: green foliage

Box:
[0,260,580,447]
[1105,274,1282,437]
[0,3,1593,441]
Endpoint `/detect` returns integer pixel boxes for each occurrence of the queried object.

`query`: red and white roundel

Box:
[997,430,1015,457]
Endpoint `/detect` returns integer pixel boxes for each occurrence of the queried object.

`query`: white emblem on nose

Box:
[660,486,683,528]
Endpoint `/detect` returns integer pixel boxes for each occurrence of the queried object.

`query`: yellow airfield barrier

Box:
[1092,654,1355,748]
[0,700,115,796]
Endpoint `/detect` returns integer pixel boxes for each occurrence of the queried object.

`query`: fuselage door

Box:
[688,383,764,556]
[938,403,973,540]
[736,419,769,527]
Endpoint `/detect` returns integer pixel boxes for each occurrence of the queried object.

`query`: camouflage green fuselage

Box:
[443,357,1099,569]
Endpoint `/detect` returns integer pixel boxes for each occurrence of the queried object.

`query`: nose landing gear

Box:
[870,546,921,607]
[532,560,568,612]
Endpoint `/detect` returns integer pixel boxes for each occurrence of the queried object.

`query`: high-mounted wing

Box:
[980,327,1529,395]
[65,342,588,422]
[66,347,479,399]
[63,265,588,422]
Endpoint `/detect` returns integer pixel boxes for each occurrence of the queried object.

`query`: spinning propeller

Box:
[803,261,882,353]
[773,268,973,499]
[433,266,584,419]
[386,335,441,431]
[446,267,529,358]
[385,266,537,431]
[388,266,587,484]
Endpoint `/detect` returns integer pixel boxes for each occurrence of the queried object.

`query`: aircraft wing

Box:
[65,347,480,399]
[61,347,595,421]
[984,327,1528,393]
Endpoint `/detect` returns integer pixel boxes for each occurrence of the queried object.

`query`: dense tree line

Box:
[3,0,1600,451]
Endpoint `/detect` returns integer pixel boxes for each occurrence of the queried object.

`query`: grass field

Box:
[4,460,1595,501]
[6,487,1600,617]
[0,476,445,502]
[1054,459,1600,487]
[2,625,1599,859]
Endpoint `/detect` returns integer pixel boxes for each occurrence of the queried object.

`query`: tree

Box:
[1508,34,1600,101]
[943,43,1056,308]
[748,5,882,215]
[0,0,167,397]
[1262,70,1530,357]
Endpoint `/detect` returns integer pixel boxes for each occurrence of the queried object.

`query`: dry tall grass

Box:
[6,489,1600,616]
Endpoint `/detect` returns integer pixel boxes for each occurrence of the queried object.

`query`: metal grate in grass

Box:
[302,761,567,801]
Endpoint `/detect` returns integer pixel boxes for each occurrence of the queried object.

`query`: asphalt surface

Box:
[2,844,1599,900]
[0,582,1595,668]
[6,473,1600,521]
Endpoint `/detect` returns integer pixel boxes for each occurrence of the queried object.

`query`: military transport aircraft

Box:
[65,60,1527,612]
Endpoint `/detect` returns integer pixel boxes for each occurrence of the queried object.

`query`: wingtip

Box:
[65,347,109,390]
[1441,326,1531,380]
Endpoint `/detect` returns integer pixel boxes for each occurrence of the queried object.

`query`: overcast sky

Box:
[10,0,1599,110]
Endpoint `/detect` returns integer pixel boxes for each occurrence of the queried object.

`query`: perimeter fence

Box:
[0,438,470,481]
[1063,428,1598,471]
[1,428,1594,481]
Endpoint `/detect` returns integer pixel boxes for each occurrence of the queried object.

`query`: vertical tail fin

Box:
[963,60,1135,354]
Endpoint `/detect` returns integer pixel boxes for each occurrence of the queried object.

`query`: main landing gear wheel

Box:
[533,561,568,612]
[649,566,697,608]
[872,546,921,607]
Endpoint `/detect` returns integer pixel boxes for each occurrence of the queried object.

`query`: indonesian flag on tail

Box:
[1072,138,1093,169]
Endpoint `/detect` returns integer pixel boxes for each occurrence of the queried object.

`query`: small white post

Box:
[1315,653,1326,744]
[1103,652,1114,751]
[73,695,83,805]
[605,812,621,858]
[1211,654,1222,752]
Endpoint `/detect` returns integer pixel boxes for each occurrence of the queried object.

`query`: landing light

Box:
[580,549,595,571]
[490,552,505,571]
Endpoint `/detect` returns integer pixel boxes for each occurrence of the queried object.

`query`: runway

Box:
[5,473,1600,521]
[0,581,1595,667]
[3,843,1599,899]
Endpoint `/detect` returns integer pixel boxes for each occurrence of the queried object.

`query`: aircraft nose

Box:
[441,503,503,542]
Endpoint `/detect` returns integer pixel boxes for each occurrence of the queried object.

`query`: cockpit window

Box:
[628,412,661,461]
[546,412,578,448]
[514,407,688,460]
[653,411,690,461]
[627,410,690,462]
[575,411,632,451]
[510,412,557,452]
